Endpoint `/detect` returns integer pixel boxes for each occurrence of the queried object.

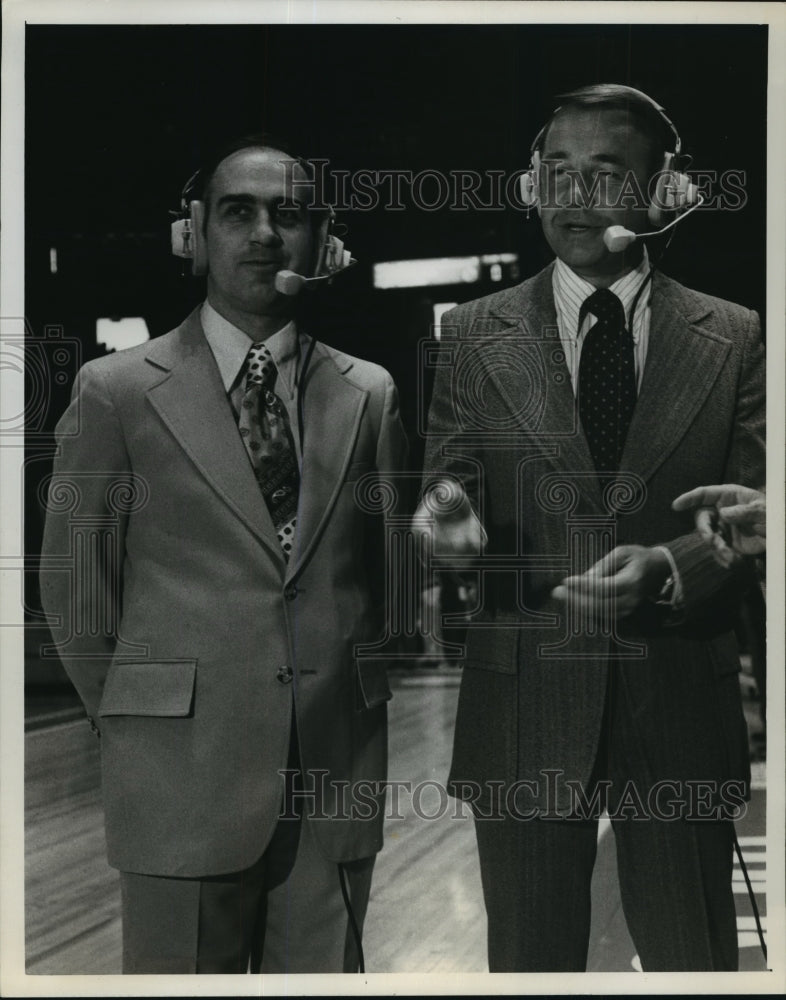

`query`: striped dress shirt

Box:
[552,249,652,392]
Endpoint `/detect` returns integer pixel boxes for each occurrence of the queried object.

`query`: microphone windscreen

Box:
[603,226,637,253]
[274,269,306,296]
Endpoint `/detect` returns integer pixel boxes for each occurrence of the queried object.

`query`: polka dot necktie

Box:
[238,342,299,558]
[577,288,637,474]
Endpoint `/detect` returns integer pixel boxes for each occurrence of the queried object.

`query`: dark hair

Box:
[542,83,678,173]
[183,132,329,230]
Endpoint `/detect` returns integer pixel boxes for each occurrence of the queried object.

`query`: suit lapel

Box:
[620,274,731,484]
[479,266,603,509]
[144,310,285,567]
[481,268,733,506]
[287,343,367,581]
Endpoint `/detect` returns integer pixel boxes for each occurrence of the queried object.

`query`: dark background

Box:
[24,22,768,634]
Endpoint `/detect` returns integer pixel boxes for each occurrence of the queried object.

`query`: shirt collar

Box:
[552,247,651,343]
[200,300,300,396]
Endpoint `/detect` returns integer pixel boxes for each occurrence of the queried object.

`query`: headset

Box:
[170,157,356,294]
[518,85,703,252]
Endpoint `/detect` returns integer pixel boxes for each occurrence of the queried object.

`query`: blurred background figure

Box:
[673,484,766,561]
[673,484,767,754]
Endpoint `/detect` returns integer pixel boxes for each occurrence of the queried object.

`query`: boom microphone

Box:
[274,270,311,295]
[603,195,705,252]
[274,269,356,295]
[274,240,356,295]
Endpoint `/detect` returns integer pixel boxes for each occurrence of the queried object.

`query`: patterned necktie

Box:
[577,288,637,474]
[238,342,299,558]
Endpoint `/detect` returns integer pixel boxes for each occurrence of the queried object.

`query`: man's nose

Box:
[249,210,282,245]
[562,169,600,209]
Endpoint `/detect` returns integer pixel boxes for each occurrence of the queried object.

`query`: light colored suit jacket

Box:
[40,306,408,876]
[423,263,765,812]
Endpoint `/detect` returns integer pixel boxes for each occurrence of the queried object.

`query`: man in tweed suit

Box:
[417,85,764,971]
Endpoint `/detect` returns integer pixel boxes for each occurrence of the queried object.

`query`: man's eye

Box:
[225,204,252,219]
[275,205,303,224]
[544,164,572,186]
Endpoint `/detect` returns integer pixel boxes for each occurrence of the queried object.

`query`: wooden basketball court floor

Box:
[24,669,768,976]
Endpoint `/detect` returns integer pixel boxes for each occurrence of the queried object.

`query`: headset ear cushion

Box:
[673,173,697,209]
[648,170,696,227]
[520,150,541,208]
[520,170,538,207]
[190,201,208,276]
[323,235,344,275]
[312,214,332,277]
[648,171,672,227]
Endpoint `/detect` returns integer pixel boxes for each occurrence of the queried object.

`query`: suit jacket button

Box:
[277,665,293,684]
[284,583,298,601]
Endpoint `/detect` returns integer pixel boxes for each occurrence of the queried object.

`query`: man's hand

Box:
[672,484,766,562]
[412,478,487,558]
[551,545,671,619]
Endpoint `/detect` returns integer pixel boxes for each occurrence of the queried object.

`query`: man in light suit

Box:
[417,85,764,971]
[40,135,408,973]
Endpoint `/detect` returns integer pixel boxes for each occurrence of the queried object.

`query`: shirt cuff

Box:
[652,544,683,609]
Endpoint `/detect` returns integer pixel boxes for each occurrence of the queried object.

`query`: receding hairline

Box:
[188,131,328,231]
[205,146,313,197]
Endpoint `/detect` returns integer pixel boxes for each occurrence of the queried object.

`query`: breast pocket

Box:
[98,660,197,717]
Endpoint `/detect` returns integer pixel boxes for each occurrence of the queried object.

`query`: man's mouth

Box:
[241,259,283,270]
[559,220,600,234]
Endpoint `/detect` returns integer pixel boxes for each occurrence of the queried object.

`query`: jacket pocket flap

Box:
[464,626,520,674]
[356,659,392,710]
[98,660,197,717]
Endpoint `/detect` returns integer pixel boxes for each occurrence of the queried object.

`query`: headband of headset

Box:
[530,85,681,161]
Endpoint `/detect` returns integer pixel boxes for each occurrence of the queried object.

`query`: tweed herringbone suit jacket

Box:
[423,264,764,813]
